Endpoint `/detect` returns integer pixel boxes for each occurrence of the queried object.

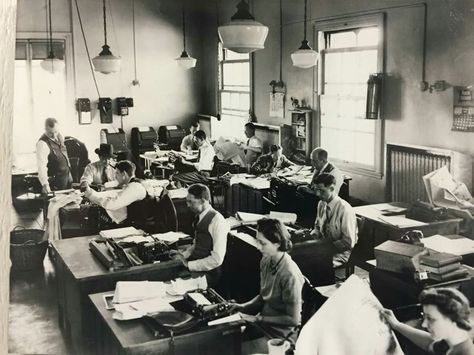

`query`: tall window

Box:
[213,42,252,140]
[13,38,68,163]
[317,14,384,176]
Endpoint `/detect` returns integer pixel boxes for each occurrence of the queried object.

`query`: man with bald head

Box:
[36,118,72,192]
[298,147,343,196]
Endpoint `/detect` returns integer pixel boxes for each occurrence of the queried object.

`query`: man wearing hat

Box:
[80,143,116,189]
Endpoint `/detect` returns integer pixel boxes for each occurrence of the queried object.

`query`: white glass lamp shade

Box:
[40,55,65,74]
[291,40,318,69]
[176,51,197,70]
[218,19,268,53]
[92,45,121,74]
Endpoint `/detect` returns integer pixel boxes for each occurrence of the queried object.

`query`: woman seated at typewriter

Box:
[382,288,474,355]
[250,144,294,175]
[230,218,304,346]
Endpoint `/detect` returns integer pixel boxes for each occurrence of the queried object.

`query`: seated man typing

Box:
[308,173,357,267]
[172,130,215,186]
[84,160,151,230]
[173,184,230,286]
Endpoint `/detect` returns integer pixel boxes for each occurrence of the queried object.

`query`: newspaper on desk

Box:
[295,275,403,355]
[423,166,474,214]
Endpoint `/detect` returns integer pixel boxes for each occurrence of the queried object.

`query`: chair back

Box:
[301,276,328,326]
[153,194,178,233]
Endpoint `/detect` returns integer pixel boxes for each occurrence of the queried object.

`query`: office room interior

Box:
[1,0,474,354]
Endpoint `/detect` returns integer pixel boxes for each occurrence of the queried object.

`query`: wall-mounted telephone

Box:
[98,97,113,124]
[115,97,134,116]
[76,98,91,124]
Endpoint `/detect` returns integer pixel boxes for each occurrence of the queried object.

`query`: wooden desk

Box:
[354,202,462,249]
[89,291,242,355]
[370,267,474,309]
[50,236,187,354]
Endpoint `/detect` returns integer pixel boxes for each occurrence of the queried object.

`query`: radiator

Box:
[386,143,473,203]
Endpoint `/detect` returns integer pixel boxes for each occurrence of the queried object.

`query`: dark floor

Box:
[9,209,70,355]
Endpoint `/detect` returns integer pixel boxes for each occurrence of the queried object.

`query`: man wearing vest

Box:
[36,118,72,193]
[84,160,151,230]
[174,184,230,286]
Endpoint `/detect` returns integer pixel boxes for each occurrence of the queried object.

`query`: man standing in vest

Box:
[174,184,230,286]
[36,118,72,193]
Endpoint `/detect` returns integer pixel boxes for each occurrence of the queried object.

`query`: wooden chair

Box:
[344,216,376,277]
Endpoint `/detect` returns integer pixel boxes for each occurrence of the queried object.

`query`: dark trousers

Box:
[50,172,73,190]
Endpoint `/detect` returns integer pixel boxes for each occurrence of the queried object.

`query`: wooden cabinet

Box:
[290,109,312,161]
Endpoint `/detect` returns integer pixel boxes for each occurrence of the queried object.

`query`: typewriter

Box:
[89,234,172,270]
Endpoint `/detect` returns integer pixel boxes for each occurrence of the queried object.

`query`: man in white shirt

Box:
[180,122,200,151]
[36,118,72,192]
[80,143,116,189]
[174,184,230,286]
[309,173,357,267]
[172,130,216,186]
[240,122,262,168]
[84,160,150,229]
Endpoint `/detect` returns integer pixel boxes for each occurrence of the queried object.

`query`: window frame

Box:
[15,32,76,122]
[216,42,254,125]
[314,13,385,178]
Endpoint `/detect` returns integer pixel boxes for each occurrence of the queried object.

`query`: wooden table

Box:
[50,236,188,354]
[354,202,463,249]
[89,291,242,355]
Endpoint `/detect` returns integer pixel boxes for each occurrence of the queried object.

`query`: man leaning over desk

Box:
[173,184,230,287]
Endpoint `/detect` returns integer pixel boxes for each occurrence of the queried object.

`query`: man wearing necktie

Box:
[80,143,116,190]
[240,122,263,169]
[172,184,230,287]
[310,173,357,267]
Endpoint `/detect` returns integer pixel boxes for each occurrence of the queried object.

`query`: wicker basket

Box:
[10,226,48,271]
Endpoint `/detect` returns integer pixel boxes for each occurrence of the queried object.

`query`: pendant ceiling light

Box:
[92,0,121,74]
[40,0,65,73]
[218,0,268,54]
[291,0,318,69]
[176,3,197,70]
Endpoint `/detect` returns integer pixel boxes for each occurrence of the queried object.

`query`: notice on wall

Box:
[269,92,285,118]
[295,275,404,355]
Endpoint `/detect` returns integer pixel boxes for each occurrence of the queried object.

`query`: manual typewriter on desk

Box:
[89,234,173,271]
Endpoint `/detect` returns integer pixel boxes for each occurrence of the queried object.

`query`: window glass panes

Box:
[328,31,356,49]
[357,27,379,46]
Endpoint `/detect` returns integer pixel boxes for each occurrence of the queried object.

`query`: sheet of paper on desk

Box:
[423,234,474,255]
[113,303,145,320]
[236,211,266,223]
[226,216,243,229]
[269,211,297,224]
[233,232,259,249]
[113,281,167,304]
[188,292,212,306]
[128,296,179,314]
[295,275,403,355]
[167,188,188,199]
[377,215,427,227]
[152,231,189,243]
[208,313,242,326]
[167,276,208,296]
[241,177,271,190]
[99,226,142,239]
[121,235,155,244]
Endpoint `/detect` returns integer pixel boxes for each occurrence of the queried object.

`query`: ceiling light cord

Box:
[132,0,138,83]
[303,0,307,41]
[279,0,282,82]
[182,4,186,51]
[102,0,108,46]
[73,0,101,98]
[47,0,54,57]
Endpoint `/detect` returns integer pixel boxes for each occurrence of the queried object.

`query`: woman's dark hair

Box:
[256,218,292,252]
[419,288,472,330]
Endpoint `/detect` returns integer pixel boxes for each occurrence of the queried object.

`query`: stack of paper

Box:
[166,276,208,296]
[269,211,297,224]
[422,234,474,256]
[241,177,271,190]
[168,188,188,199]
[99,226,143,240]
[233,232,259,249]
[236,211,265,223]
[226,216,243,229]
[377,215,426,228]
[152,231,189,243]
[112,281,167,304]
[208,313,242,326]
